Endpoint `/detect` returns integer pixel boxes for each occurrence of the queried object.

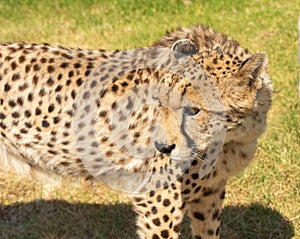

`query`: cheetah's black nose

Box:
[154,141,176,154]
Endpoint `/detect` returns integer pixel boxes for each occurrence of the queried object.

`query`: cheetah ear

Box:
[237,52,268,89]
[171,39,198,58]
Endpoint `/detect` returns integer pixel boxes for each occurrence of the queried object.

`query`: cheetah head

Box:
[153,26,273,143]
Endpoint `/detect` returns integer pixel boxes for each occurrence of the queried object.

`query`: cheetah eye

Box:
[184,107,201,116]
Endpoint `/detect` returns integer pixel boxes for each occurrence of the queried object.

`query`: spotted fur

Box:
[0,25,272,239]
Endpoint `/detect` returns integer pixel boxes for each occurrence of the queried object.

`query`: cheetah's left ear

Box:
[237,52,268,89]
[171,39,198,58]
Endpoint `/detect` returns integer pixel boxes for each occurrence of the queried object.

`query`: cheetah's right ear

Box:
[171,39,198,58]
[237,52,268,89]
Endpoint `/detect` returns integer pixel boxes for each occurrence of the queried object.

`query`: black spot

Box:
[32,75,39,85]
[86,62,94,69]
[210,148,216,154]
[111,84,118,92]
[149,190,155,197]
[12,73,20,81]
[220,190,226,200]
[48,150,58,155]
[173,224,181,233]
[191,173,199,180]
[46,77,55,86]
[163,199,171,207]
[48,104,55,113]
[0,113,5,119]
[194,186,201,193]
[152,218,160,226]
[74,63,81,68]
[26,93,33,102]
[99,111,107,117]
[101,137,108,142]
[182,189,190,194]
[203,188,214,197]
[193,212,205,221]
[60,161,70,166]
[151,206,157,214]
[212,209,220,221]
[71,90,76,99]
[163,215,169,223]
[24,110,31,118]
[136,203,147,208]
[15,97,23,106]
[47,65,55,73]
[36,127,41,132]
[57,73,63,80]
[61,53,73,60]
[35,108,42,115]
[160,230,169,238]
[4,83,11,92]
[42,120,50,128]
[40,58,47,63]
[174,192,179,200]
[25,64,31,73]
[25,122,32,128]
[55,85,62,92]
[152,234,159,239]
[91,141,99,147]
[39,88,46,97]
[90,80,97,88]
[66,110,73,117]
[84,105,90,113]
[83,91,90,99]
[68,70,74,78]
[216,226,220,236]
[33,64,40,71]
[76,78,83,86]
[207,229,214,235]
[10,61,17,70]
[60,62,69,68]
[8,100,16,107]
[11,112,20,118]
[56,94,62,104]
[121,81,128,87]
[19,55,25,63]
[0,122,6,129]
[20,128,28,134]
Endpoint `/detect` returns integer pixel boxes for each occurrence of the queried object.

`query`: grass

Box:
[0,0,299,238]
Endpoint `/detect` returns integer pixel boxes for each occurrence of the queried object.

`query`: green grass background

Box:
[0,0,299,238]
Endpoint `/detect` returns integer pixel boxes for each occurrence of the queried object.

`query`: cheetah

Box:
[0,26,272,239]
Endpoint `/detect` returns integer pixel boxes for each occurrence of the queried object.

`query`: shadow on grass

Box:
[0,201,294,239]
